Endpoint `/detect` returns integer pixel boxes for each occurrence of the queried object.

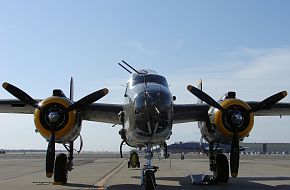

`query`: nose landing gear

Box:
[141,144,158,190]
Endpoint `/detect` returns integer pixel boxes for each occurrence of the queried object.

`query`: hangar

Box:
[168,141,290,154]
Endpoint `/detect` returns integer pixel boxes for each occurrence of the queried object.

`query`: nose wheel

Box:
[143,170,157,190]
[141,144,158,190]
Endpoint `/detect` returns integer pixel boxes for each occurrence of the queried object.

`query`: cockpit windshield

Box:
[129,74,168,88]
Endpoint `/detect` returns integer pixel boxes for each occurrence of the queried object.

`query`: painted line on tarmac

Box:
[90,160,126,190]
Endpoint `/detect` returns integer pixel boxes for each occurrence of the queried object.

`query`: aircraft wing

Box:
[0,100,123,125]
[173,102,290,124]
[173,104,209,124]
[247,101,290,116]
[0,99,37,114]
[82,103,123,125]
[2,99,290,125]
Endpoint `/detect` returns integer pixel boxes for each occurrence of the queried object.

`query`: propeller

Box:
[187,84,287,178]
[229,113,241,178]
[248,91,287,113]
[2,82,40,109]
[2,82,109,178]
[46,132,55,178]
[187,85,225,111]
[65,88,108,112]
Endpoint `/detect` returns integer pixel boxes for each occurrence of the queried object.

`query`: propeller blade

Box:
[2,82,39,109]
[187,85,225,111]
[230,125,240,178]
[66,88,109,112]
[250,91,287,112]
[46,132,55,178]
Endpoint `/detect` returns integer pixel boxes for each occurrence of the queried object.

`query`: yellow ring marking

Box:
[214,99,254,138]
[34,97,76,140]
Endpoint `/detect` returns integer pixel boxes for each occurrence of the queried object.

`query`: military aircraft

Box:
[0,60,290,189]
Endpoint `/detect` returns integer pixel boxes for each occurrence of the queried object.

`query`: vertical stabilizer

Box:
[197,79,203,103]
[70,77,74,101]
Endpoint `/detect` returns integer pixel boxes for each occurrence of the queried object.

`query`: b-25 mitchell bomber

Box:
[0,60,290,189]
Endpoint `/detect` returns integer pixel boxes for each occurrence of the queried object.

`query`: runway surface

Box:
[0,153,289,189]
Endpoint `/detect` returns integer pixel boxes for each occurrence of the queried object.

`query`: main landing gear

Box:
[54,153,68,184]
[141,144,158,190]
[192,142,229,185]
[208,142,229,184]
[54,140,80,184]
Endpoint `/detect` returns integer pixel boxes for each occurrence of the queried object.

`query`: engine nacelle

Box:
[34,97,81,143]
[204,95,254,144]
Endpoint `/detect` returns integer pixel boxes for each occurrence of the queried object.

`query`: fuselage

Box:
[123,70,173,147]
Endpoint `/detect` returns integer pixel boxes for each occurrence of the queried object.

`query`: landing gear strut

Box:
[120,140,125,158]
[141,144,158,190]
[163,142,169,159]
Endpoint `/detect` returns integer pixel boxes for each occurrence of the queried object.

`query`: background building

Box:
[168,141,290,154]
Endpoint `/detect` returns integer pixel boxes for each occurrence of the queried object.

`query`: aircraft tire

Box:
[215,154,229,183]
[54,153,68,184]
[144,170,156,190]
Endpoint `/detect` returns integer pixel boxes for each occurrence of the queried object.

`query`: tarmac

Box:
[0,153,289,190]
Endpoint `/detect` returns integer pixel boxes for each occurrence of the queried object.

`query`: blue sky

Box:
[0,1,290,151]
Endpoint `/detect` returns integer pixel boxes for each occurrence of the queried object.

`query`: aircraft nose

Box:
[134,88,172,135]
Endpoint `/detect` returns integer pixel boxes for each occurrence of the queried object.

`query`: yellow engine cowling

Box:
[34,97,79,143]
[209,98,254,142]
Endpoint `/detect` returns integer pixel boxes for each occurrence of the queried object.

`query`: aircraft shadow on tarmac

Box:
[33,182,102,189]
[46,175,290,189]
[105,175,290,190]
[61,183,98,188]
